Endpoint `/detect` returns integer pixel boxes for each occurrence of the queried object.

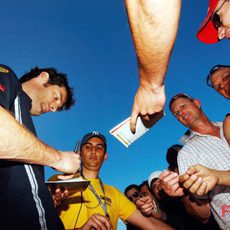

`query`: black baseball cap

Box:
[80,131,107,151]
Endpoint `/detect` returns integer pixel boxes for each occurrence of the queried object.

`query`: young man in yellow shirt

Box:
[56,131,172,230]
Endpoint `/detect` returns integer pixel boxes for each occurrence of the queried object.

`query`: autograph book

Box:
[46,175,90,192]
[110,112,164,147]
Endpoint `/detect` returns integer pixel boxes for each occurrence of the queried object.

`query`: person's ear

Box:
[193,98,201,108]
[103,153,108,161]
[77,150,81,156]
[38,71,49,84]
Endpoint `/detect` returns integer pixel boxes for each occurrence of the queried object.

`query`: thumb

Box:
[186,165,199,176]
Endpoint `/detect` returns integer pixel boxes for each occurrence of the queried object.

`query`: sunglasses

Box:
[128,191,140,202]
[211,0,228,30]
[212,13,222,30]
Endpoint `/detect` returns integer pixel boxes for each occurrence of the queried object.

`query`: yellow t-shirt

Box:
[59,178,136,230]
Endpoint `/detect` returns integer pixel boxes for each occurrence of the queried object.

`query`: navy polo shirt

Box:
[0,64,64,230]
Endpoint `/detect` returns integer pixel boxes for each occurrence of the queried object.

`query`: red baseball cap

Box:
[196,0,219,44]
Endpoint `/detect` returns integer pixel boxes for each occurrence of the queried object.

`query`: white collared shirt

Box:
[178,122,230,229]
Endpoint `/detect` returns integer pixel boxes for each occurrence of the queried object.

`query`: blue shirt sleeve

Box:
[0,64,19,110]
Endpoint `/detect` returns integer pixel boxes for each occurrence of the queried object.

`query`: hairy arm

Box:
[126,209,174,229]
[0,106,80,173]
[125,0,181,132]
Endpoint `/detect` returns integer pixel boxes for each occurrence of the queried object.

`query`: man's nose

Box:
[179,109,186,118]
[219,81,225,89]
[91,146,97,153]
[50,103,57,112]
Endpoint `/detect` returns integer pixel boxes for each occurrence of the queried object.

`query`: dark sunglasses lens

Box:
[133,191,139,198]
[212,13,221,29]
[128,191,139,201]
[128,197,133,202]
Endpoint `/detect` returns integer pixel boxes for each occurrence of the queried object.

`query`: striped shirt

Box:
[178,122,230,230]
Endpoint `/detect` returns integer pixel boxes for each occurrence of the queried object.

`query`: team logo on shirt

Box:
[0,84,6,92]
[100,195,112,206]
[0,66,9,73]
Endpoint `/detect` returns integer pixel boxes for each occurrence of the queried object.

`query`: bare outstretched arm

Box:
[125,0,181,132]
[126,209,174,229]
[0,106,80,174]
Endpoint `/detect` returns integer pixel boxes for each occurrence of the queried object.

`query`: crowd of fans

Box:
[0,0,229,229]
[122,64,230,229]
[50,65,230,230]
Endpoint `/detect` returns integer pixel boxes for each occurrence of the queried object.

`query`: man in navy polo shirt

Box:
[0,64,80,230]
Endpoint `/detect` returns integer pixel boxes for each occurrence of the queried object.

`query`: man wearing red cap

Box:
[197,0,230,43]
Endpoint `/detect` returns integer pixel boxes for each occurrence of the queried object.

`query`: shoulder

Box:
[0,64,17,78]
[0,64,19,88]
[179,143,195,155]
[103,183,120,193]
[103,183,128,199]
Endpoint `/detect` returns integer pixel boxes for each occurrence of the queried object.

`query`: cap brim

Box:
[197,18,219,44]
[196,0,219,44]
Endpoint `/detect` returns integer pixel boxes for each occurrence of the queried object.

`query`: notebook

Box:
[110,112,164,147]
[46,175,90,192]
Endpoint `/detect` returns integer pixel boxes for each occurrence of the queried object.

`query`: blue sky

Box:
[0,1,229,227]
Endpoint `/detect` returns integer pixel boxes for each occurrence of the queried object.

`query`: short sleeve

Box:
[114,187,136,221]
[0,64,19,110]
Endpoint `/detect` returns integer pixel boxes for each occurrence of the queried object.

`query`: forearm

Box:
[214,170,230,186]
[127,210,173,230]
[0,106,60,167]
[182,195,211,223]
[153,209,167,221]
[125,0,181,88]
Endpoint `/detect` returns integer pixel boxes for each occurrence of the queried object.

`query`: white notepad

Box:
[110,112,164,147]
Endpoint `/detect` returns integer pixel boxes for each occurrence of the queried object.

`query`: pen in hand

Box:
[74,141,81,153]
[74,141,81,176]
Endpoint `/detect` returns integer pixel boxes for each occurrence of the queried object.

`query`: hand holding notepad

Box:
[110,111,164,147]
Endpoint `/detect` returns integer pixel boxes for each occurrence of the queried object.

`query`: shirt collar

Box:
[179,122,223,144]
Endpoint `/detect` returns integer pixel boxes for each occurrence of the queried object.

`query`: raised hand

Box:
[159,170,184,197]
[130,85,165,133]
[179,164,219,196]
[52,151,81,174]
[81,213,112,230]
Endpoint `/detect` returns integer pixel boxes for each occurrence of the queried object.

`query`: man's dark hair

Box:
[124,184,140,195]
[169,93,194,111]
[139,180,152,193]
[20,67,75,110]
[166,144,182,171]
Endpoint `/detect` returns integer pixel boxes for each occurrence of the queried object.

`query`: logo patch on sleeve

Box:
[0,84,6,92]
[0,66,9,73]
